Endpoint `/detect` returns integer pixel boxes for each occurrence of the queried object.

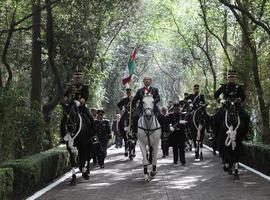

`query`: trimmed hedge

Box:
[0,168,13,200]
[240,142,270,176]
[204,133,270,176]
[0,146,69,199]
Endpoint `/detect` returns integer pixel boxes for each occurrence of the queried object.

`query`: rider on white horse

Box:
[132,76,161,135]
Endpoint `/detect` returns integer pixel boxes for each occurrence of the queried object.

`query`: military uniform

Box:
[214,83,245,101]
[185,93,206,110]
[213,82,249,137]
[117,96,135,136]
[168,107,187,165]
[95,116,111,168]
[60,83,92,139]
[159,112,170,157]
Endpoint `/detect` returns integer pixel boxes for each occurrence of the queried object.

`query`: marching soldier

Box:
[117,88,134,135]
[168,102,187,165]
[159,106,170,158]
[60,70,94,143]
[95,109,112,168]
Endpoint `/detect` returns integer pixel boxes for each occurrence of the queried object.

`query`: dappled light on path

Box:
[39,146,270,200]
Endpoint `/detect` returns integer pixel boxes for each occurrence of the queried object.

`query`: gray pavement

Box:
[39,145,270,200]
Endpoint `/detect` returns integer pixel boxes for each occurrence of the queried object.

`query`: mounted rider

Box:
[132,76,161,135]
[60,69,94,143]
[213,70,250,135]
[185,84,206,111]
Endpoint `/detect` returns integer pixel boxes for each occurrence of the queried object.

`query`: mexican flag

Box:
[122,48,137,85]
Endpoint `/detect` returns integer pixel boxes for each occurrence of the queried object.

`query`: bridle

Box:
[224,99,240,150]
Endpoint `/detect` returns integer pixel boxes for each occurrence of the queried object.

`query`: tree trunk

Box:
[223,8,228,80]
[42,0,64,148]
[31,0,42,110]
[230,0,270,143]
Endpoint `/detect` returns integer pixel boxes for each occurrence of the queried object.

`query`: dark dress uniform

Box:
[213,82,250,156]
[117,96,135,136]
[185,93,206,110]
[159,113,170,157]
[168,111,187,165]
[213,83,249,130]
[95,118,111,167]
[60,83,92,138]
[132,86,160,133]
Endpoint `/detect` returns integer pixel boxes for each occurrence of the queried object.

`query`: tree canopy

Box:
[1,0,270,163]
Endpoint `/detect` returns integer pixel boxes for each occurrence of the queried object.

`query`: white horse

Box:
[137,94,161,181]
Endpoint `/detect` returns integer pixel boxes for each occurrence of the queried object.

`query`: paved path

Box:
[39,145,270,200]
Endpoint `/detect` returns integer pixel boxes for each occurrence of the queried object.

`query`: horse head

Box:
[62,100,80,135]
[224,98,240,126]
[142,94,154,118]
[194,103,208,127]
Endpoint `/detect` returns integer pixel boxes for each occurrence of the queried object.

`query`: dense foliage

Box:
[0,0,270,163]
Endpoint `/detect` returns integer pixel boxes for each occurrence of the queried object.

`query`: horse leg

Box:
[139,141,149,181]
[195,141,199,159]
[67,146,77,186]
[150,136,160,177]
[223,147,230,173]
[124,137,129,157]
[234,149,240,180]
[199,141,203,160]
[79,146,89,180]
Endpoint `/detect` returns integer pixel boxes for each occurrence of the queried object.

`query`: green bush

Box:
[241,142,270,176]
[0,146,69,199]
[0,88,47,163]
[204,132,270,176]
[0,168,13,200]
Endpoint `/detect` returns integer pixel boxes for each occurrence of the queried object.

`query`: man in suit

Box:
[132,76,161,134]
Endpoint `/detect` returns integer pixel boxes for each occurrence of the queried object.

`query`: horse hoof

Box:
[124,152,128,157]
[82,172,89,180]
[195,154,199,160]
[150,171,157,177]
[70,174,76,186]
[144,174,150,182]
[129,156,133,161]
[234,174,239,180]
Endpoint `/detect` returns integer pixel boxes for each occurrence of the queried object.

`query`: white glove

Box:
[74,100,80,107]
[170,125,175,132]
[124,127,129,131]
[220,99,225,104]
[179,120,187,124]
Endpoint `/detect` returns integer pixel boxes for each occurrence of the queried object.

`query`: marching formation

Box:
[59,69,250,185]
